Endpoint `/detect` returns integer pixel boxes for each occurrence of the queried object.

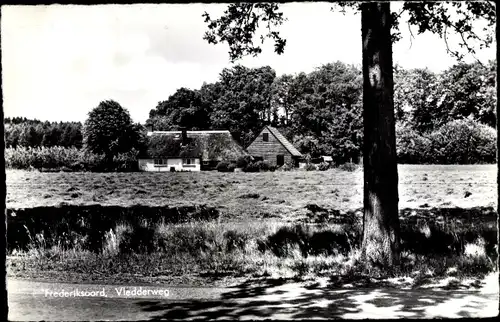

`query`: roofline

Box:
[264,126,303,157]
[139,156,202,159]
[147,130,231,136]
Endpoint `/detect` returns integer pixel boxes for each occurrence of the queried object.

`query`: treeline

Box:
[4,59,497,170]
[4,117,83,148]
[147,60,497,164]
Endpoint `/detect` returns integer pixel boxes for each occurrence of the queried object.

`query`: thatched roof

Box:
[144,130,247,161]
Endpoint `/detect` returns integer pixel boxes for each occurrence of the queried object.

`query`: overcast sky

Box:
[1,3,496,124]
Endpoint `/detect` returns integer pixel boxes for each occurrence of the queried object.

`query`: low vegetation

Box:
[8,206,497,284]
[396,119,496,164]
[6,165,498,285]
[5,146,140,172]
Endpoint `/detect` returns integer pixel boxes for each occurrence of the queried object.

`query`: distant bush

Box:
[396,126,433,164]
[216,161,232,172]
[255,161,270,171]
[429,119,496,164]
[5,147,140,172]
[397,120,496,164]
[227,163,237,172]
[277,162,294,171]
[236,155,252,169]
[317,162,330,171]
[243,162,260,172]
[112,149,140,172]
[242,160,276,172]
[338,162,358,172]
[304,163,317,171]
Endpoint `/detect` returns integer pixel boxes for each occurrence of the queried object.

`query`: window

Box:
[263,133,269,142]
[183,158,196,167]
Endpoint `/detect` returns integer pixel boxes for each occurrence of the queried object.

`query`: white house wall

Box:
[138,159,201,172]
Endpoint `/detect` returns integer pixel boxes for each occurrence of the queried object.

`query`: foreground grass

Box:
[8,214,497,285]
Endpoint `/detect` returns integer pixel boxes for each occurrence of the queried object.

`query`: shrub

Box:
[317,162,330,171]
[236,155,252,168]
[5,146,141,172]
[396,120,496,164]
[243,162,260,172]
[255,161,269,171]
[277,162,294,171]
[112,148,140,172]
[216,161,231,172]
[338,162,358,172]
[227,163,237,172]
[304,163,317,171]
[396,125,433,164]
[223,230,249,253]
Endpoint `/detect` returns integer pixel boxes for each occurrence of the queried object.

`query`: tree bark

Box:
[1,100,8,320]
[361,2,401,272]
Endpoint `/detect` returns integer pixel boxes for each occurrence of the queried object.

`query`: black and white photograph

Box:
[2,1,498,320]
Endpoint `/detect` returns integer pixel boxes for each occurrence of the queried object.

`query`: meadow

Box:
[6,164,498,285]
[6,164,497,218]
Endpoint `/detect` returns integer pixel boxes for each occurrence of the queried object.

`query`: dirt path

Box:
[8,272,498,320]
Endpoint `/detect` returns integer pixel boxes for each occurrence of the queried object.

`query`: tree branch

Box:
[407,20,414,49]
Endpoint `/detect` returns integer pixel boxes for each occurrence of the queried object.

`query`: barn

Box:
[246,126,303,167]
[138,128,247,172]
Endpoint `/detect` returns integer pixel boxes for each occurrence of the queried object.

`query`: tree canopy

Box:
[83,100,144,161]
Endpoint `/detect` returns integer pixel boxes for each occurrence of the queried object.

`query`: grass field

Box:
[6,164,497,219]
[6,164,498,285]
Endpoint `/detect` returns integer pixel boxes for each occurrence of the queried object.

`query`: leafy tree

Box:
[438,60,497,128]
[18,124,41,147]
[393,60,497,132]
[147,87,212,131]
[393,68,443,133]
[270,74,295,126]
[209,65,276,147]
[83,100,141,164]
[272,62,363,163]
[202,1,496,272]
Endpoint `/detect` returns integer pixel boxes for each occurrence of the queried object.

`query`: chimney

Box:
[180,127,188,146]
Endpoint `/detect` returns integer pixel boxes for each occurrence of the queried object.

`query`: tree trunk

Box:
[0,102,8,320]
[361,3,401,272]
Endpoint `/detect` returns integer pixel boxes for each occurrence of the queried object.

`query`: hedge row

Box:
[216,159,277,172]
[5,147,139,172]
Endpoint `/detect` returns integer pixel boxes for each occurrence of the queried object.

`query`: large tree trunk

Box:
[1,102,8,319]
[361,3,401,272]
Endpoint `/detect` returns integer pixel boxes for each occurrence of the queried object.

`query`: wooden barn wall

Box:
[246,128,292,166]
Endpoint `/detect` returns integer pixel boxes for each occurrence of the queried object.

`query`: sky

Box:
[1,3,496,124]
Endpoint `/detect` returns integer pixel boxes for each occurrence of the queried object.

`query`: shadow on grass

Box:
[7,205,219,252]
[301,205,497,257]
[134,276,496,320]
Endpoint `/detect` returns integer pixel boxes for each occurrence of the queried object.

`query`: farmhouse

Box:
[138,128,247,172]
[246,126,303,167]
